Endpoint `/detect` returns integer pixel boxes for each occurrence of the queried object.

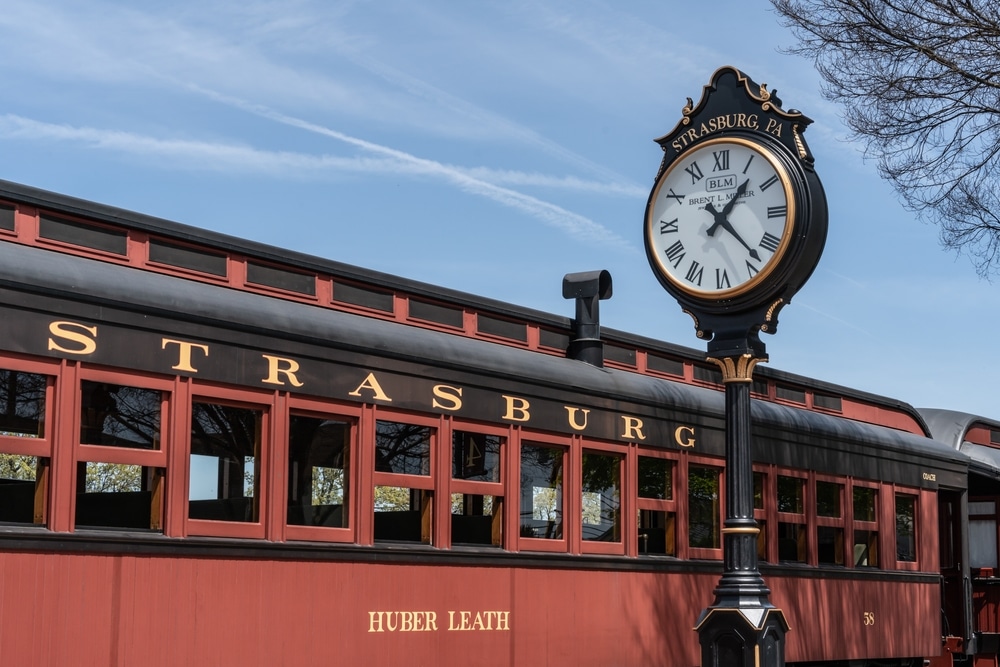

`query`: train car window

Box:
[331,281,395,313]
[581,451,621,543]
[80,382,162,449]
[39,214,127,255]
[853,486,879,567]
[75,380,166,531]
[0,369,47,439]
[75,462,162,531]
[0,454,44,525]
[969,501,998,570]
[374,486,432,544]
[688,465,721,550]
[638,456,676,556]
[753,472,767,562]
[816,481,845,566]
[451,494,501,546]
[376,421,431,476]
[188,402,262,524]
[895,493,917,562]
[451,430,503,547]
[476,314,527,343]
[246,261,317,297]
[0,369,51,526]
[287,415,351,529]
[639,457,673,500]
[777,475,807,563]
[520,443,564,540]
[0,203,14,231]
[452,431,501,482]
[373,420,434,544]
[148,239,228,277]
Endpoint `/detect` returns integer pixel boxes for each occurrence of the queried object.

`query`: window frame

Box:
[752,465,772,563]
[516,431,570,553]
[0,355,59,458]
[444,420,508,550]
[814,474,847,567]
[850,479,881,568]
[184,385,272,540]
[578,439,627,556]
[0,355,59,528]
[369,409,439,546]
[893,488,920,571]
[635,447,679,558]
[283,395,360,544]
[685,455,725,561]
[72,368,172,532]
[775,471,809,564]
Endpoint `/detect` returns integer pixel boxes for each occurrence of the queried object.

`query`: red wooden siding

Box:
[0,551,939,667]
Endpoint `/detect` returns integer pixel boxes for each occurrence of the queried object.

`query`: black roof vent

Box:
[562,270,612,367]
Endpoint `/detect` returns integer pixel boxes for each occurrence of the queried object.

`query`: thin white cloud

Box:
[0,112,636,252]
[0,114,410,175]
[192,90,636,249]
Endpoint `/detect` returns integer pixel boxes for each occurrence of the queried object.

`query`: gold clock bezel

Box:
[645,136,797,301]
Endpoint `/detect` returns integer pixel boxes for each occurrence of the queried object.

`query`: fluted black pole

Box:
[696,352,787,667]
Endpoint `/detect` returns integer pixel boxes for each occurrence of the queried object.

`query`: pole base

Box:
[695,605,788,667]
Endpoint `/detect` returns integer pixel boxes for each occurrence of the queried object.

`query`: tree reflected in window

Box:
[520,443,563,540]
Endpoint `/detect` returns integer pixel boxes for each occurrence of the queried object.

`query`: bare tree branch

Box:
[772,0,1000,275]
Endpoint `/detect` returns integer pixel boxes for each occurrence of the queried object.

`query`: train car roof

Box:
[920,408,1000,481]
[0,238,969,484]
[0,178,934,437]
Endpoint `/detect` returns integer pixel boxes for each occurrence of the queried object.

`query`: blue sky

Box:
[0,0,993,417]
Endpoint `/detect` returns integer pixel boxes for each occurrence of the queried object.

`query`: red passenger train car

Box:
[0,179,988,666]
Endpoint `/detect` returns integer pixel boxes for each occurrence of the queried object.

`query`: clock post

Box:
[642,67,827,667]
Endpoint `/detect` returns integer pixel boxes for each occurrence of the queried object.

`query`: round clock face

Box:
[646,137,795,299]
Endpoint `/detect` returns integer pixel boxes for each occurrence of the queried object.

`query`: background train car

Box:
[922,408,1000,667]
[0,180,971,666]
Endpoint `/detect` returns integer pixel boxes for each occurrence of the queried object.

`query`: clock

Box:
[645,136,796,300]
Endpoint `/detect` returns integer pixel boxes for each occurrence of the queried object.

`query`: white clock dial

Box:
[646,137,794,298]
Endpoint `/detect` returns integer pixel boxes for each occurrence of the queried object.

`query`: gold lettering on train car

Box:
[674,425,696,448]
[431,384,463,411]
[923,472,937,481]
[367,611,437,632]
[348,372,393,402]
[47,321,97,355]
[620,416,647,441]
[501,395,530,422]
[260,355,304,387]
[161,338,209,373]
[447,610,510,631]
[565,406,590,431]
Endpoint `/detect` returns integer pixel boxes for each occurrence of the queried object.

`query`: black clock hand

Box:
[705,179,749,237]
[704,182,760,261]
[721,179,748,219]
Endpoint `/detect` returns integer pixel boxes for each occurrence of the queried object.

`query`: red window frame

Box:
[814,474,847,567]
[71,367,172,531]
[684,454,725,561]
[850,479,880,568]
[893,488,920,571]
[367,408,440,546]
[184,384,273,540]
[0,354,60,528]
[635,447,679,558]
[515,431,570,553]
[753,465,772,563]
[282,395,361,544]
[776,470,809,564]
[579,439,628,556]
[444,420,508,549]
